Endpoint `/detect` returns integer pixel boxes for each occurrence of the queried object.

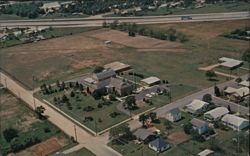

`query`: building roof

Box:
[204,107,229,119]
[141,77,160,85]
[234,87,249,97]
[224,87,237,94]
[167,108,180,115]
[239,80,250,87]
[93,70,116,81]
[84,77,95,84]
[149,137,168,149]
[197,149,214,156]
[109,77,131,89]
[187,99,209,111]
[104,61,130,72]
[41,2,61,9]
[219,57,243,68]
[133,128,154,140]
[191,118,207,128]
[221,114,249,128]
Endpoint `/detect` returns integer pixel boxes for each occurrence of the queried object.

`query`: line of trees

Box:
[106,22,188,43]
[223,27,250,41]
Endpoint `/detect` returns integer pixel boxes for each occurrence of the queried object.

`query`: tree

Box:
[109,124,131,140]
[102,21,108,28]
[149,112,157,122]
[139,114,149,127]
[227,105,232,114]
[164,120,172,129]
[125,96,136,110]
[3,128,19,142]
[93,66,104,73]
[183,122,193,134]
[214,85,221,97]
[70,91,75,97]
[202,94,212,103]
[205,70,217,80]
[242,48,250,63]
[35,105,46,120]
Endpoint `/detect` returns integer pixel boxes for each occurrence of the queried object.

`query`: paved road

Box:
[0,12,249,28]
[0,72,122,156]
[154,74,249,117]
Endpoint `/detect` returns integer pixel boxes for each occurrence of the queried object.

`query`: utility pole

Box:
[74,125,78,142]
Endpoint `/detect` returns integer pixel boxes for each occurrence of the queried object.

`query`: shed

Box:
[141,77,160,86]
[197,149,214,156]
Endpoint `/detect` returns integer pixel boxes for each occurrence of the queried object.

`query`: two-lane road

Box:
[0,12,249,28]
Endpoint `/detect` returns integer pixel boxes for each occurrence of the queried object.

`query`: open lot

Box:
[0,89,72,156]
[66,147,95,156]
[0,20,248,99]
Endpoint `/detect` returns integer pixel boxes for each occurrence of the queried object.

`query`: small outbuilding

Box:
[165,108,182,122]
[197,149,215,156]
[148,137,170,153]
[141,77,160,87]
[221,114,249,131]
[104,61,131,72]
[204,107,229,121]
[219,57,243,69]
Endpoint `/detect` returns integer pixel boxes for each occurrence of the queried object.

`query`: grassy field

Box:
[66,148,95,156]
[37,83,129,132]
[0,89,72,156]
[0,20,248,99]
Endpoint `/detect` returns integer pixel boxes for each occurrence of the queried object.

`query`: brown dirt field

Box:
[167,131,190,145]
[91,29,183,51]
[13,137,66,156]
[0,31,125,87]
[150,20,249,41]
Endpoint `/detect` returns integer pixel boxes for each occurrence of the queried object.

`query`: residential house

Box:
[148,137,170,153]
[190,118,208,134]
[186,99,209,115]
[221,114,249,131]
[83,69,133,96]
[165,108,182,122]
[41,2,61,13]
[239,80,249,88]
[224,87,249,102]
[204,107,229,121]
[133,128,156,143]
[197,149,215,156]
[141,76,161,87]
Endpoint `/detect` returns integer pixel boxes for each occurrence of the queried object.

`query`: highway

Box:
[0,11,249,28]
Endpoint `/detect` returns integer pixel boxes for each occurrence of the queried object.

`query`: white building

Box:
[141,77,161,86]
[165,108,182,122]
[221,114,249,131]
[239,80,250,87]
[219,57,243,69]
[186,99,209,115]
[204,107,229,121]
[197,149,215,156]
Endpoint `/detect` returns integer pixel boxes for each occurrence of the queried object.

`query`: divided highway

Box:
[0,11,249,28]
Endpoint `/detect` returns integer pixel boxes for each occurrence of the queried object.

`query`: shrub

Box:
[44,127,51,133]
[3,128,19,142]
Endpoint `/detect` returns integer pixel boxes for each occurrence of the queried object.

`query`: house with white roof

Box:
[186,99,209,115]
[204,107,229,121]
[221,114,249,131]
[239,80,250,87]
[165,108,182,122]
[41,2,61,13]
[224,86,249,102]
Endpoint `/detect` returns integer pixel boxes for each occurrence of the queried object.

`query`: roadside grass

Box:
[0,89,70,156]
[66,148,95,156]
[37,85,129,132]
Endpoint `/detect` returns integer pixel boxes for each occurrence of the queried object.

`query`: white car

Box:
[146,94,152,98]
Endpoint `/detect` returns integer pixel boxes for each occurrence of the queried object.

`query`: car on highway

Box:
[181,16,192,20]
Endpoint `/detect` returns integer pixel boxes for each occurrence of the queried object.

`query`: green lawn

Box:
[37,83,129,132]
[0,89,68,156]
[66,148,95,156]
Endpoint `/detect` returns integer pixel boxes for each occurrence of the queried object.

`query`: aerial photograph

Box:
[0,0,249,156]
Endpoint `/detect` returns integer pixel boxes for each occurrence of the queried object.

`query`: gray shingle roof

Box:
[93,70,116,81]
[168,108,180,115]
[149,137,168,149]
[133,128,154,140]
